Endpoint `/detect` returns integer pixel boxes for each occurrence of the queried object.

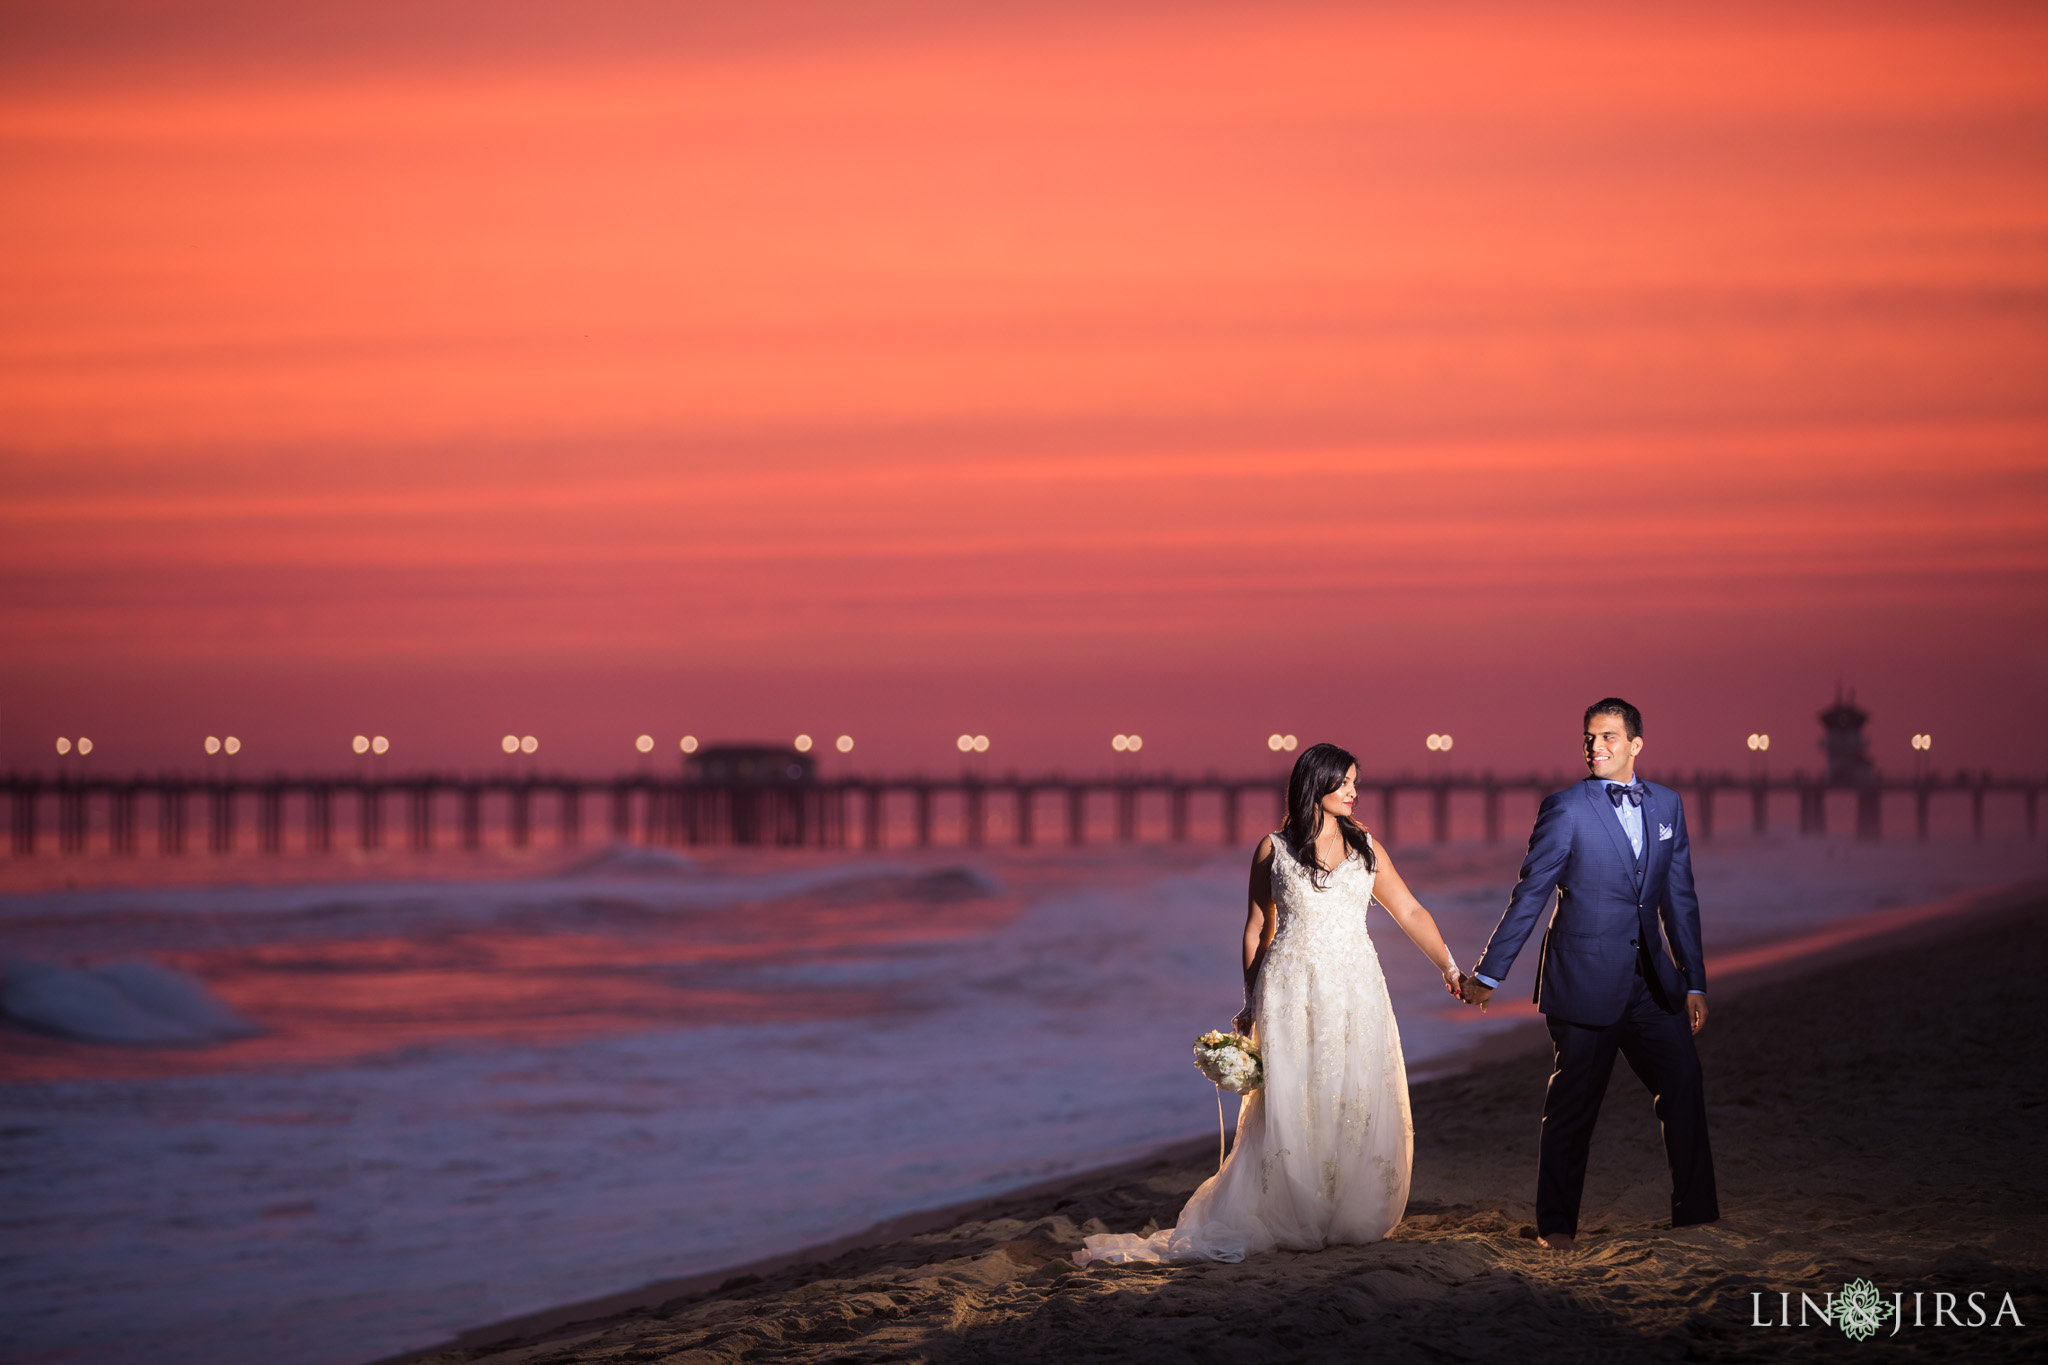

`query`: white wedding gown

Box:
[1080,832,1413,1264]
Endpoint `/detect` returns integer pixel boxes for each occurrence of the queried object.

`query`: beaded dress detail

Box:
[1080,832,1413,1264]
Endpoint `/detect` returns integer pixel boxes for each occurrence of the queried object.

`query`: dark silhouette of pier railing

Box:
[3,770,2042,858]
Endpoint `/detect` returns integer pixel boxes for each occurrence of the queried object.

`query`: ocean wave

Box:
[552,845,702,879]
[0,958,260,1046]
[806,866,1002,905]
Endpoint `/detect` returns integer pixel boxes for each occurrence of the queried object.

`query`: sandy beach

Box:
[388,885,2047,1364]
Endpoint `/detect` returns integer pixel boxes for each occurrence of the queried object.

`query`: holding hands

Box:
[1453,971,1493,1010]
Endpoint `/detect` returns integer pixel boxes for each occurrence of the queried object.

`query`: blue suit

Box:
[1477,776,1718,1236]
[1477,777,1705,1023]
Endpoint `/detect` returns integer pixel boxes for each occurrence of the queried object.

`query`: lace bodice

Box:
[1266,830,1379,967]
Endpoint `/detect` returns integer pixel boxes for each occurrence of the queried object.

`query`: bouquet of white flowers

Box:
[1192,1029,1263,1095]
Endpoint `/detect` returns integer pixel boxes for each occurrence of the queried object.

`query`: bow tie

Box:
[1606,783,1644,807]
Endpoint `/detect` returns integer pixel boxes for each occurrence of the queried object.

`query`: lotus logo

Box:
[1833,1279,1894,1342]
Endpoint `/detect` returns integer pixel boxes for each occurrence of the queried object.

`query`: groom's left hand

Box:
[1687,994,1708,1035]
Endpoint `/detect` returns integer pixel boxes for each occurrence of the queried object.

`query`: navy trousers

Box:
[1537,965,1718,1237]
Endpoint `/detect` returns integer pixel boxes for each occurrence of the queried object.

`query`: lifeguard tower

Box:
[1817,685,1882,840]
[1818,686,1874,786]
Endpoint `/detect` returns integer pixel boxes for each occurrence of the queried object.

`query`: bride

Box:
[1079,742,1463,1264]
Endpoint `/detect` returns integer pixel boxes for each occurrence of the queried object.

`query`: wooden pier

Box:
[2,770,2042,857]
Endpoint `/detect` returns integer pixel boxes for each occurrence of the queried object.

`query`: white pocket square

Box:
[1659,824,1673,841]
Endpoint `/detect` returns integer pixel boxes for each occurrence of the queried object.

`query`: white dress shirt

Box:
[1609,777,1645,857]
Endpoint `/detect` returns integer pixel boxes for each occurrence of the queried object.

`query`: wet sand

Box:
[394,889,2047,1363]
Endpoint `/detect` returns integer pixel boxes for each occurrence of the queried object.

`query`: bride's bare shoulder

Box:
[1252,834,1276,865]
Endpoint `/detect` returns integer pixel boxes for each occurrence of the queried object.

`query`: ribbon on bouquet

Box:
[1214,1085,1227,1173]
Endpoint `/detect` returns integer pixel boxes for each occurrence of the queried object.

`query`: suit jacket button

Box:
[1630,938,1639,947]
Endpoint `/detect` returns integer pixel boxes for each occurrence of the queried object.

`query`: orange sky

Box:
[3,0,2045,774]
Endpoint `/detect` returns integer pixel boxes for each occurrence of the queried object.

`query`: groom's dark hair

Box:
[1584,697,1643,739]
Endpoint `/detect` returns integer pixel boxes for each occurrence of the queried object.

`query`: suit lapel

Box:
[1582,780,1637,881]
[1642,783,1667,888]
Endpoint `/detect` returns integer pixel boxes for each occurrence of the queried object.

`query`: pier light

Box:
[501,734,520,754]
[520,735,538,755]
[370,736,388,755]
[1911,734,1932,751]
[680,735,699,753]
[973,734,989,752]
[1112,734,1128,751]
[794,734,813,752]
[55,737,71,755]
[205,736,222,755]
[1267,733,1284,751]
[1746,733,1771,752]
[77,738,92,755]
[1426,733,1453,751]
[1283,734,1297,751]
[836,735,854,753]
[957,734,974,752]
[355,735,373,755]
[224,736,241,755]
[635,734,654,753]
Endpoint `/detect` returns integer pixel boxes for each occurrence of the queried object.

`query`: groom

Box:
[1459,698,1718,1250]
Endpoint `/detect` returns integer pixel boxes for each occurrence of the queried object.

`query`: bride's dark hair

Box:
[1282,742,1375,889]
